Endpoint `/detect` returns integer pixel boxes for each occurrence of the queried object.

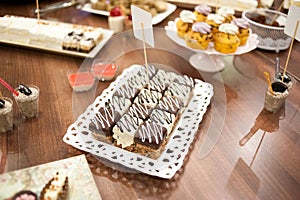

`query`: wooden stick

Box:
[282,20,299,82]
[141,22,150,90]
[36,0,40,22]
[215,0,221,13]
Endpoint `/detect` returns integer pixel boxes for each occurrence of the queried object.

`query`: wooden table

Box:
[0,1,299,200]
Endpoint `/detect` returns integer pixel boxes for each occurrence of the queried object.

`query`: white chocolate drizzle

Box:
[150,109,176,134]
[175,75,195,87]
[115,114,141,133]
[157,95,182,114]
[165,82,191,106]
[114,82,138,99]
[134,89,162,108]
[92,103,115,129]
[127,103,152,120]
[137,121,166,144]
[110,96,131,116]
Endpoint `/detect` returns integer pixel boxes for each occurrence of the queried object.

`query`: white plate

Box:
[63,65,213,179]
[0,155,102,200]
[0,18,114,58]
[81,3,177,25]
[165,19,259,56]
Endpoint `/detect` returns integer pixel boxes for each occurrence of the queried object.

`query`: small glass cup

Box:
[13,85,40,119]
[275,72,293,90]
[92,59,118,81]
[264,81,288,113]
[0,97,13,132]
[67,70,95,92]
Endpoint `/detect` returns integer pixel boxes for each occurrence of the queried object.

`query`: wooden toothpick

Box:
[141,22,150,90]
[215,0,221,13]
[36,0,40,22]
[282,20,299,82]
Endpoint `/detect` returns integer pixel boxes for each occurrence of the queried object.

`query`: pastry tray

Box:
[63,65,213,179]
[0,16,114,58]
[81,3,177,25]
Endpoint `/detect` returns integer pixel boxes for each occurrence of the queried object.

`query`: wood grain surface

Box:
[0,1,299,200]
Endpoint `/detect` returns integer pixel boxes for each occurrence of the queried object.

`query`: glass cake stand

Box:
[165,20,259,73]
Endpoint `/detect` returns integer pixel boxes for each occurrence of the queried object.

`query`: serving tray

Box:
[81,3,177,25]
[63,65,213,178]
[0,16,114,58]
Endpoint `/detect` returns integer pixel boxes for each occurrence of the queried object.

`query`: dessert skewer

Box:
[282,20,299,82]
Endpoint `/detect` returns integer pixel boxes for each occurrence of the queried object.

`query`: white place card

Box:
[131,5,154,47]
[284,5,300,41]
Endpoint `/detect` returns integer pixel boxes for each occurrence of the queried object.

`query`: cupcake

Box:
[185,22,212,50]
[193,4,212,22]
[213,23,240,54]
[231,18,250,46]
[206,14,225,34]
[217,6,235,23]
[176,10,197,38]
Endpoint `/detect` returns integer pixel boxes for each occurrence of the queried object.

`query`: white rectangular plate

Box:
[81,3,177,25]
[63,65,213,179]
[0,155,102,200]
[0,22,114,58]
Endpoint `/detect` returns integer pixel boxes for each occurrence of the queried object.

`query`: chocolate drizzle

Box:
[127,103,152,120]
[138,65,157,78]
[116,114,141,133]
[18,84,32,96]
[156,95,183,114]
[135,89,162,107]
[127,74,147,90]
[149,76,169,92]
[135,121,167,149]
[175,75,195,87]
[114,82,138,100]
[110,96,131,115]
[150,109,174,125]
[89,102,120,137]
[167,82,191,97]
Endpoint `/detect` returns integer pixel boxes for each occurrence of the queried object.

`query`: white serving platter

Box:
[81,3,177,25]
[63,64,213,179]
[0,155,102,200]
[0,16,114,58]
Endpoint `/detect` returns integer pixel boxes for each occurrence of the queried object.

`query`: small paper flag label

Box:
[284,5,300,42]
[131,5,154,47]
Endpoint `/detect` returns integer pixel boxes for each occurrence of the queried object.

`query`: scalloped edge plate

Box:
[63,65,213,179]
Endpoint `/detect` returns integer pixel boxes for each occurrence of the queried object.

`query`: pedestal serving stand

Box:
[165,20,259,73]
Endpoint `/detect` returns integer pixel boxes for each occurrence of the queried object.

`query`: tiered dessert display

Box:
[165,4,259,72]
